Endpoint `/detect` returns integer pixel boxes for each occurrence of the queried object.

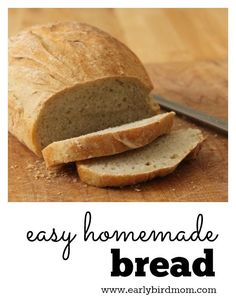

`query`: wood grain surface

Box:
[8,8,228,202]
[8,8,228,64]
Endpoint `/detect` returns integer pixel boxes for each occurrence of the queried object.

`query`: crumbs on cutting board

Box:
[20,159,78,183]
[10,164,19,169]
[133,184,142,192]
[10,160,90,188]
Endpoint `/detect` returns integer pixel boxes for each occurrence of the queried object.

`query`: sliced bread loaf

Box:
[76,128,205,187]
[42,112,175,167]
[9,22,157,156]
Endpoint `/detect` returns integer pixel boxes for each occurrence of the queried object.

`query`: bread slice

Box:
[76,129,205,187]
[9,22,157,156]
[42,112,175,167]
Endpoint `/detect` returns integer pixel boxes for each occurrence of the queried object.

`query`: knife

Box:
[153,94,228,135]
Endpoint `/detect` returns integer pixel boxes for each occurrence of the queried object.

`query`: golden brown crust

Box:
[42,112,175,167]
[9,22,153,156]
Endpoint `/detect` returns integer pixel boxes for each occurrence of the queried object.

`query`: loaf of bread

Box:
[9,22,158,156]
[76,129,205,187]
[42,112,175,167]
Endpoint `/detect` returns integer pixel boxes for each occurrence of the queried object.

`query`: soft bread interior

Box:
[79,129,204,175]
[36,78,154,150]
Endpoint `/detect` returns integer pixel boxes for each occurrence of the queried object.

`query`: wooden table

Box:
[8,8,227,64]
[8,8,228,202]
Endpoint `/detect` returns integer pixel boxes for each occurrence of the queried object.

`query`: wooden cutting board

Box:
[8,60,228,202]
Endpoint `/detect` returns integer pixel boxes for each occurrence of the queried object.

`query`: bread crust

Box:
[42,112,175,167]
[9,22,154,156]
[76,131,206,187]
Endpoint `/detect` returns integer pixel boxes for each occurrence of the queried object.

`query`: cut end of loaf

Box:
[35,77,156,153]
[76,128,206,187]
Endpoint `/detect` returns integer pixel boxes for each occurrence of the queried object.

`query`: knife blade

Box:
[153,94,228,135]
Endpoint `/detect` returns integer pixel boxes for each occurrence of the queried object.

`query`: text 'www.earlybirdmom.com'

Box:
[100,285,217,295]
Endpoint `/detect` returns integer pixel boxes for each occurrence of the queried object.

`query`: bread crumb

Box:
[72,178,77,183]
[26,163,34,170]
[25,159,76,183]
[57,192,62,195]
[133,184,142,192]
